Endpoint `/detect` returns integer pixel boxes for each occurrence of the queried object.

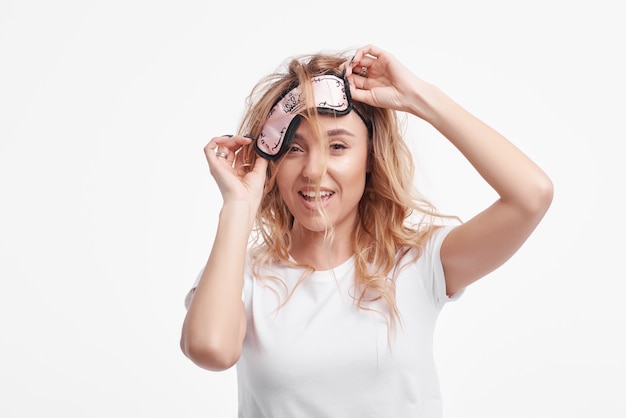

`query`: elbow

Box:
[522,173,554,218]
[533,175,554,215]
[180,334,242,371]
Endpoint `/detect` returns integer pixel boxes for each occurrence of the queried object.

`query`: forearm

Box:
[181,200,252,370]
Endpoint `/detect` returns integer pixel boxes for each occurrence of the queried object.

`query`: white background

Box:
[1,0,624,417]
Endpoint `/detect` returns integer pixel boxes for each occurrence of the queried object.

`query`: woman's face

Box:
[275,111,370,235]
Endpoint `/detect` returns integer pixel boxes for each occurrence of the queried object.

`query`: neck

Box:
[289,223,354,271]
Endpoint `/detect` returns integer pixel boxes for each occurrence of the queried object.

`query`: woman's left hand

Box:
[345,44,432,120]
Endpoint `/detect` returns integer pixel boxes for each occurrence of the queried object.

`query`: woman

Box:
[180,44,553,417]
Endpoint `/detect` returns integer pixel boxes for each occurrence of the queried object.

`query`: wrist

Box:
[406,81,440,120]
[220,200,257,230]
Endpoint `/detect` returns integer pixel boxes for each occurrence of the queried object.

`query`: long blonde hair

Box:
[236,50,451,332]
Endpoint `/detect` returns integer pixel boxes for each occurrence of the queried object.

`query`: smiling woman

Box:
[180,44,553,418]
[276,113,370,245]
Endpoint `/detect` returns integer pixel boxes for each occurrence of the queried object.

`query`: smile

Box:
[298,190,335,202]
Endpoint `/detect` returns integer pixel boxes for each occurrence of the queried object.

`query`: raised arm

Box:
[180,135,267,371]
[347,45,553,296]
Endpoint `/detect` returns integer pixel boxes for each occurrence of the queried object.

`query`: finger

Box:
[352,57,378,79]
[234,145,253,175]
[345,50,363,77]
[346,66,371,92]
[339,56,352,76]
[213,134,253,152]
[206,135,253,159]
[204,135,230,156]
[348,82,370,104]
[355,44,385,61]
[214,145,235,165]
[342,49,364,73]
[204,139,237,170]
[249,153,268,177]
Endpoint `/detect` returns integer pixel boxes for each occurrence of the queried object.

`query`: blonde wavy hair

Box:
[236,50,452,333]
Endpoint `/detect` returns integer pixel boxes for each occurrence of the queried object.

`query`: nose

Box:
[301,148,326,181]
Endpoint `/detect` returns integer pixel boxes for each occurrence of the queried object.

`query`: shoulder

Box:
[399,225,456,265]
[395,225,462,305]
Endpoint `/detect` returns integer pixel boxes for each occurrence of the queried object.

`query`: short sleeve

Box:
[183,266,249,310]
[183,269,204,310]
[423,225,464,307]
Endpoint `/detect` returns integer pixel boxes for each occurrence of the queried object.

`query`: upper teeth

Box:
[301,191,333,198]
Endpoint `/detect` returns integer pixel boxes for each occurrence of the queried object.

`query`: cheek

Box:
[275,167,296,203]
[274,163,290,189]
[341,154,369,181]
[275,176,289,199]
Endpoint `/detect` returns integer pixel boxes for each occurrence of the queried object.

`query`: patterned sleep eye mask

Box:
[254,73,353,160]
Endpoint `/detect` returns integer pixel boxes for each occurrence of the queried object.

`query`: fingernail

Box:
[348,55,355,67]
[244,135,256,140]
[222,134,233,138]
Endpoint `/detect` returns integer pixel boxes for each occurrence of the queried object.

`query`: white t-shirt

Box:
[187,226,460,418]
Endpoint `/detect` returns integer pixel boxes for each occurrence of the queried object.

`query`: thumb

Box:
[348,77,375,107]
[251,155,268,177]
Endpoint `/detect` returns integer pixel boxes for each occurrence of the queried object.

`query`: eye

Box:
[286,143,304,154]
[330,142,347,151]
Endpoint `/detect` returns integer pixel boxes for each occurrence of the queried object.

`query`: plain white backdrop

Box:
[1,0,624,417]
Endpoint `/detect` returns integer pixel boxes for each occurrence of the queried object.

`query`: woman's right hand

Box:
[204,135,268,209]
[183,135,264,371]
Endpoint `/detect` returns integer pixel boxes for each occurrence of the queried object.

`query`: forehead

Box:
[295,111,369,138]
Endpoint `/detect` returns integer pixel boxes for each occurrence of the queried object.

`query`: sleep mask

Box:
[254,73,353,160]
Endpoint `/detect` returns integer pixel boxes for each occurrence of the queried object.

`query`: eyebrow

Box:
[293,128,355,140]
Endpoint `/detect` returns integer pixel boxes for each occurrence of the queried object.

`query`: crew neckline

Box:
[288,255,355,281]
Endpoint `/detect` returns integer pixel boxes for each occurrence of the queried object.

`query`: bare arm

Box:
[180,135,267,371]
[347,45,553,296]
[423,87,553,295]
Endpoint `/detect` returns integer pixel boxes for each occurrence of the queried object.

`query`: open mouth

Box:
[299,190,335,202]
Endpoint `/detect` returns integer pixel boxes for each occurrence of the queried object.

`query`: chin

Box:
[294,216,335,234]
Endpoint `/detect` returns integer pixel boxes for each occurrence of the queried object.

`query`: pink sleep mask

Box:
[254,73,353,160]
